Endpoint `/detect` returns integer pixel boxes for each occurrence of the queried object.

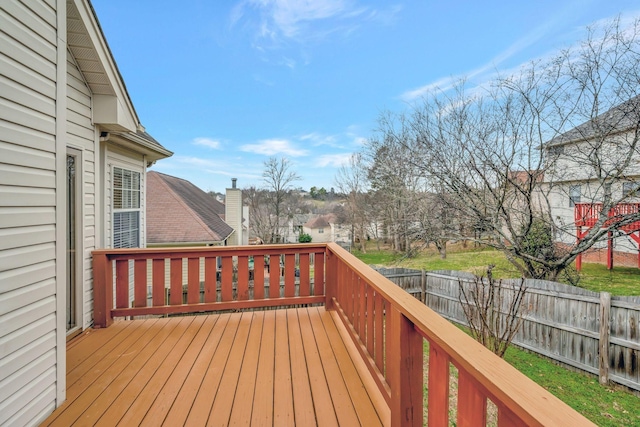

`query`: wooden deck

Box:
[42,307,386,426]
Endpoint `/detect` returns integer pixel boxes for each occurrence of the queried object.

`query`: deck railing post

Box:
[388,306,423,427]
[92,252,113,328]
[325,246,337,310]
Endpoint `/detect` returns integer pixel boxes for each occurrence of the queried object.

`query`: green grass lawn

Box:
[353,243,640,296]
[505,347,640,426]
[354,242,640,425]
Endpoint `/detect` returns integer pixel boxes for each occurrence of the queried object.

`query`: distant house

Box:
[543,95,640,266]
[303,214,351,244]
[0,0,173,423]
[147,172,233,246]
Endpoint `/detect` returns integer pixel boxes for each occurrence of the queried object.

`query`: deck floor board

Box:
[42,307,385,427]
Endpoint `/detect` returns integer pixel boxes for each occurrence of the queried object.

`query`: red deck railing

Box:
[92,243,594,427]
[575,202,640,232]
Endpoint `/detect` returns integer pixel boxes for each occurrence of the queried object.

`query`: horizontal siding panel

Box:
[0,31,56,84]
[0,75,55,117]
[0,224,56,251]
[0,369,55,426]
[0,163,56,188]
[0,330,55,383]
[2,1,56,45]
[0,278,55,316]
[0,260,55,294]
[67,119,94,141]
[0,348,55,404]
[0,97,55,135]
[0,9,56,63]
[0,119,54,153]
[67,64,90,93]
[0,295,55,340]
[66,95,91,118]
[0,185,55,207]
[0,313,54,357]
[0,242,55,272]
[0,140,55,170]
[17,0,56,28]
[66,83,91,109]
[0,207,55,229]
[0,49,55,97]
[67,133,95,151]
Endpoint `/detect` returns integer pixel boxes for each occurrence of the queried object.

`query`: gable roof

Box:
[147,172,233,244]
[547,95,640,146]
[305,214,336,229]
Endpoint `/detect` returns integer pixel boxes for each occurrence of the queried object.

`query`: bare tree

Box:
[335,153,373,252]
[459,266,528,358]
[262,157,301,243]
[243,186,272,243]
[369,17,640,280]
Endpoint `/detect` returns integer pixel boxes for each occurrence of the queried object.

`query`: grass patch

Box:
[354,242,640,296]
[504,346,640,426]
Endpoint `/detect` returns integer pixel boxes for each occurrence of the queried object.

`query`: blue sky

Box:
[92,0,640,193]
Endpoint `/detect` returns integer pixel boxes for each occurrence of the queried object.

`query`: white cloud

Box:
[316,153,352,167]
[400,1,602,102]
[353,136,367,146]
[241,138,309,156]
[300,132,338,146]
[231,0,401,50]
[193,137,222,149]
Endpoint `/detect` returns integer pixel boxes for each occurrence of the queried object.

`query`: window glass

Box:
[113,167,141,248]
[569,185,581,207]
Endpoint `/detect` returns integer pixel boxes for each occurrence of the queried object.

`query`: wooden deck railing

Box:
[92,244,326,328]
[92,243,595,427]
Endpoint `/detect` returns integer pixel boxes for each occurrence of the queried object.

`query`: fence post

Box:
[421,270,426,304]
[599,292,611,385]
[92,252,113,328]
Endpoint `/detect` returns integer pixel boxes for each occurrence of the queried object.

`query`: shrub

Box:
[298,233,312,243]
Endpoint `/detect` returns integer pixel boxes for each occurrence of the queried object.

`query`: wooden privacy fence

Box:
[374,267,640,392]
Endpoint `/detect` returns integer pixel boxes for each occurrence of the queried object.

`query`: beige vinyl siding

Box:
[66,50,96,329]
[0,0,60,425]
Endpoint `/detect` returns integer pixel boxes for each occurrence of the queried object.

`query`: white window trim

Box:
[112,166,142,248]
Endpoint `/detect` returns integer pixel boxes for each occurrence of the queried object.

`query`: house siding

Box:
[0,0,61,425]
[66,50,96,329]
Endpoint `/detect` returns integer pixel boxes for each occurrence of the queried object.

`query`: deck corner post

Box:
[599,291,611,385]
[92,252,113,328]
[388,306,423,427]
[325,246,337,310]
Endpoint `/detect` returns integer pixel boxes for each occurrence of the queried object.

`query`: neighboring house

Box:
[0,1,172,424]
[544,95,640,267]
[147,172,233,246]
[303,214,351,244]
[284,213,314,243]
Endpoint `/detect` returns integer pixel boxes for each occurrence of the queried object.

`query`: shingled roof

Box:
[147,171,233,244]
[547,95,640,146]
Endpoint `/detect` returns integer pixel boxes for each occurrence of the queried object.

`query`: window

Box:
[604,183,612,201]
[548,145,564,156]
[318,228,324,234]
[569,185,581,207]
[113,167,141,248]
[623,182,639,198]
